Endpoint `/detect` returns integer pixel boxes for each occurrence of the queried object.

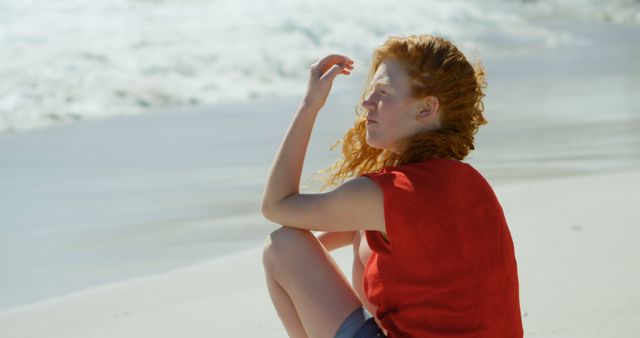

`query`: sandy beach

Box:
[1,169,639,337]
[1,3,639,337]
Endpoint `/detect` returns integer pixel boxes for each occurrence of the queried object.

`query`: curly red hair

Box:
[313,34,487,191]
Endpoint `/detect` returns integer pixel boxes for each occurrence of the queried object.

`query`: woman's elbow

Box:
[260,201,272,219]
[261,200,279,223]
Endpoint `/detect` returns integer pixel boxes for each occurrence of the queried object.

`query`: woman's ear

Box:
[417,96,439,120]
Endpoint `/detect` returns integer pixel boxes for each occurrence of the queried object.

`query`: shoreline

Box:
[2,35,640,310]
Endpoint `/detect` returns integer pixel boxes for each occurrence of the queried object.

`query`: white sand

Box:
[1,169,638,337]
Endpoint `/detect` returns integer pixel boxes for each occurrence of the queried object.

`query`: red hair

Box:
[313,34,487,191]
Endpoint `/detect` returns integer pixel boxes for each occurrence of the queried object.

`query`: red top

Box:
[360,158,523,338]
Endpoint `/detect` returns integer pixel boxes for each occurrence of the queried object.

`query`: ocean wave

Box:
[0,0,637,134]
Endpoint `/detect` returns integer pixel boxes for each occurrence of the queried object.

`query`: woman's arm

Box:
[316,231,356,251]
[258,55,385,234]
[261,54,353,216]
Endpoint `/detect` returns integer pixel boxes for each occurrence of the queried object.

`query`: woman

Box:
[261,34,523,338]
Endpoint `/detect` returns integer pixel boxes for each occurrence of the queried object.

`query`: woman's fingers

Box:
[319,63,349,82]
[312,54,354,76]
[319,54,353,68]
[302,54,354,109]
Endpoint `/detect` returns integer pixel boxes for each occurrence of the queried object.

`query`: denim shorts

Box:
[334,306,387,338]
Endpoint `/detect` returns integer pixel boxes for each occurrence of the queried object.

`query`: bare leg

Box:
[265,272,309,338]
[263,226,363,338]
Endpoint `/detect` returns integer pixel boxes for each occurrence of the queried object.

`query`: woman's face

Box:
[361,58,440,154]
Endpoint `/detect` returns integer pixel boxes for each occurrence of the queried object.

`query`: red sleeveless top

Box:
[360,158,523,337]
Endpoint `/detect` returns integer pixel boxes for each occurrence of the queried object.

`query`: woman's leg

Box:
[263,226,363,338]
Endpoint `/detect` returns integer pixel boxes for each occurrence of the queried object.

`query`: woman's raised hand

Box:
[302,54,354,110]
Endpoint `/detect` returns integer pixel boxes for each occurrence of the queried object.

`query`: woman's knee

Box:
[263,226,314,268]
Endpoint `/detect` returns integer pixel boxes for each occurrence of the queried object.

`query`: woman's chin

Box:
[364,138,384,151]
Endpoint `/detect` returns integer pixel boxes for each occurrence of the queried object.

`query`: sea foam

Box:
[0,0,637,134]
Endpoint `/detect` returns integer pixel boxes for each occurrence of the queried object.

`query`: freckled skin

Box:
[362,58,441,154]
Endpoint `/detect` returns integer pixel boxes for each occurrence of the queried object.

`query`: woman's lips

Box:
[366,119,377,124]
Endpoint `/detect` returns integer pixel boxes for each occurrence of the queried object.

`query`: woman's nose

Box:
[362,93,376,111]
